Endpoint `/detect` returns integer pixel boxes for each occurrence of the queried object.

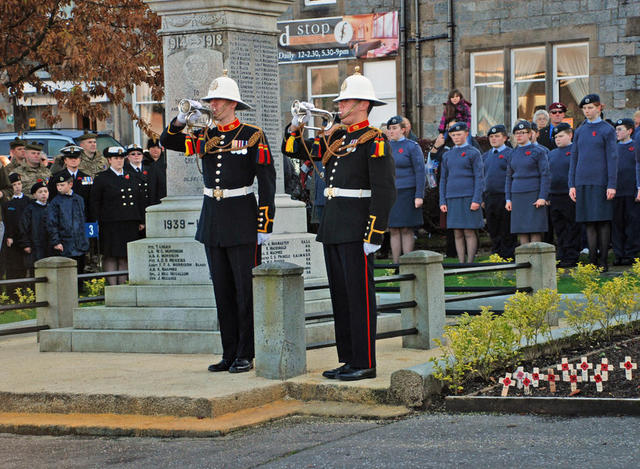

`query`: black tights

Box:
[585,221,610,266]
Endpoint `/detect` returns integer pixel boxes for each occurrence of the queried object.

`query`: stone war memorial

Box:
[40,0,331,353]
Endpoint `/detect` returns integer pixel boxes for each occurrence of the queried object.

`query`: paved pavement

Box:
[2,413,640,468]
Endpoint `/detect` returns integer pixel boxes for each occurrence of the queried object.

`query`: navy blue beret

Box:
[386,115,403,127]
[615,118,634,129]
[512,120,531,133]
[552,122,572,136]
[579,94,600,107]
[449,122,468,133]
[488,124,507,136]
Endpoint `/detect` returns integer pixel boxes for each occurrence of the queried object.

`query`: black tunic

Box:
[282,123,396,245]
[48,169,94,221]
[160,118,276,247]
[124,161,162,209]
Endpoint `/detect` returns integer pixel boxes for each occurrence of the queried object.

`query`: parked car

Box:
[0,130,121,165]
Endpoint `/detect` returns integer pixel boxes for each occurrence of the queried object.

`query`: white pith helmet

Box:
[333,66,386,107]
[201,70,252,110]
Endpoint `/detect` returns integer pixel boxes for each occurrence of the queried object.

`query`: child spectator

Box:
[20,180,52,274]
[438,89,472,135]
[548,123,582,267]
[482,125,516,259]
[47,174,90,273]
[611,118,639,265]
[49,144,93,221]
[2,174,30,280]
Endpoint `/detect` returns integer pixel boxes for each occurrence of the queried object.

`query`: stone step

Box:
[73,306,219,331]
[40,315,401,354]
[105,284,332,313]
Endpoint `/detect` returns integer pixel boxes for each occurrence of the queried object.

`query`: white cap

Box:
[201,71,252,110]
[333,67,385,107]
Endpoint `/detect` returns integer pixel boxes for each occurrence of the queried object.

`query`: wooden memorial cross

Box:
[619,356,637,380]
[599,358,611,381]
[591,367,604,392]
[514,366,526,389]
[546,368,558,393]
[565,369,581,393]
[531,367,546,388]
[499,372,516,396]
[522,372,532,395]
[578,356,593,382]
[557,358,573,381]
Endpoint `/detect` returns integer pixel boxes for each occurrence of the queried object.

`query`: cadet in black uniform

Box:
[90,146,145,285]
[49,145,94,221]
[161,72,276,374]
[124,143,162,209]
[2,174,30,282]
[284,68,396,381]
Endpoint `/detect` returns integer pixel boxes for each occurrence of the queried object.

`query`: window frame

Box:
[132,82,165,146]
[510,46,546,124]
[470,49,505,136]
[552,41,589,102]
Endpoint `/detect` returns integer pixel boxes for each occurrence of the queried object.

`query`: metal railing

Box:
[0,270,128,335]
[304,271,418,350]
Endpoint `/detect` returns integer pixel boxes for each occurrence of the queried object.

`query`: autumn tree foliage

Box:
[0,0,163,134]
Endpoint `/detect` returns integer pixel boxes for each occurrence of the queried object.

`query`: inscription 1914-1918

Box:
[168,34,223,51]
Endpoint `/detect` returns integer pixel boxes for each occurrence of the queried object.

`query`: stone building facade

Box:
[278,0,640,139]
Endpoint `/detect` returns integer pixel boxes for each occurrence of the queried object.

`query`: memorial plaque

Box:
[261,236,325,278]
[128,238,209,285]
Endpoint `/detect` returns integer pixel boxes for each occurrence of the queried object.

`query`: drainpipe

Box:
[400,0,407,116]
[414,0,422,133]
[448,0,455,88]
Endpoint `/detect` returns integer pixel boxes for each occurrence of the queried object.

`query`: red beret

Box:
[548,102,567,112]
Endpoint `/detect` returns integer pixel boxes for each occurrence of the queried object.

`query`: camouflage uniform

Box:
[11,164,51,199]
[78,151,109,178]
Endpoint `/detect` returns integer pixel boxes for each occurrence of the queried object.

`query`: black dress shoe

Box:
[322,364,350,379]
[229,358,253,373]
[208,358,234,372]
[337,367,376,381]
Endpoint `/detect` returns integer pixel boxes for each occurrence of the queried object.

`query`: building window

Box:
[304,0,336,5]
[511,46,546,123]
[470,50,504,136]
[307,64,339,131]
[133,82,165,146]
[553,42,589,127]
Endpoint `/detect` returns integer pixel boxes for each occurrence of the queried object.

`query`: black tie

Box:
[494,149,498,154]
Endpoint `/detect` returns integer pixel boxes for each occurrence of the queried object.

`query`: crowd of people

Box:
[293,91,640,273]
[0,134,167,290]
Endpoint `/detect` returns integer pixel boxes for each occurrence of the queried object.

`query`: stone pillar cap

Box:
[253,262,304,276]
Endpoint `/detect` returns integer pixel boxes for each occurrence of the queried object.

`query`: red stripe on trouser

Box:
[254,243,258,267]
[364,252,372,368]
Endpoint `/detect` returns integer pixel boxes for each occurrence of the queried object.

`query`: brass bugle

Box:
[178,99,215,130]
[291,100,336,133]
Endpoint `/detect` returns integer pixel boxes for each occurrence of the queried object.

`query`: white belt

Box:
[204,186,254,200]
[323,187,372,199]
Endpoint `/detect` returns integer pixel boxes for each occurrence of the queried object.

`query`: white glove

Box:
[298,101,315,112]
[363,242,381,255]
[258,233,271,245]
[291,109,311,129]
[187,99,204,110]
[176,111,188,125]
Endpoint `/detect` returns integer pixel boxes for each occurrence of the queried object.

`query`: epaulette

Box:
[243,123,263,132]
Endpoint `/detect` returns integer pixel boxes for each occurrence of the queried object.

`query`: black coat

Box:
[2,195,30,242]
[282,123,396,245]
[19,201,52,266]
[48,169,94,221]
[160,118,276,247]
[538,125,557,150]
[90,169,145,224]
[124,161,162,208]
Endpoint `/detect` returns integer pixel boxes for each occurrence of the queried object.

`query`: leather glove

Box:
[258,233,271,245]
[363,242,381,255]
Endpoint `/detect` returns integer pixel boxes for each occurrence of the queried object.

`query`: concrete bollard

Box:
[34,257,78,334]
[515,242,558,325]
[399,250,445,349]
[253,261,306,380]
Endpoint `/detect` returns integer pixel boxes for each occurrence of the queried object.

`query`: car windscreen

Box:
[95,135,121,156]
[0,140,10,156]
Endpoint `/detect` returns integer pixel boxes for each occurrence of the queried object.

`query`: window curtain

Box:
[557,46,589,103]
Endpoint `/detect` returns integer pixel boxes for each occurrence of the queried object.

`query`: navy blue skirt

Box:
[510,191,548,234]
[576,185,613,222]
[446,196,483,229]
[389,188,424,228]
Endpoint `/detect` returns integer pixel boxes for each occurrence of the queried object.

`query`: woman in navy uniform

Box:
[505,120,550,245]
[90,147,145,284]
[125,143,162,209]
[284,68,396,381]
[568,94,617,270]
[439,122,484,263]
[161,72,276,374]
